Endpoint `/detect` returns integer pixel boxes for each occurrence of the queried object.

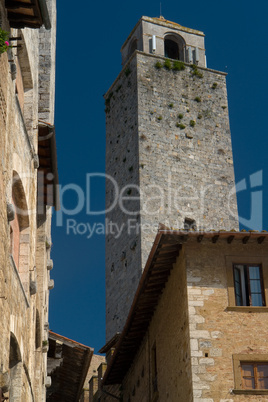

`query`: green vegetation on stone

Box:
[163,59,172,70]
[173,60,185,71]
[176,122,186,129]
[191,64,203,78]
[155,61,163,69]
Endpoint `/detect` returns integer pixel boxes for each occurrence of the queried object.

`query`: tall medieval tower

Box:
[105,16,239,340]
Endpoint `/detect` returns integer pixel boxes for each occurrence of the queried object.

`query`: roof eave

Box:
[38,122,60,211]
[38,0,51,30]
[5,0,51,30]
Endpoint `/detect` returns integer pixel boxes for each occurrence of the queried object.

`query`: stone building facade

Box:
[105,16,239,340]
[80,354,106,402]
[102,230,268,401]
[0,0,58,400]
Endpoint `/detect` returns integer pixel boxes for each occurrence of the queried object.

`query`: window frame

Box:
[233,263,265,307]
[241,361,268,390]
[163,33,185,62]
[233,354,268,395]
[226,256,268,312]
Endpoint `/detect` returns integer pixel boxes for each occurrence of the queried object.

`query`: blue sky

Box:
[49,0,268,352]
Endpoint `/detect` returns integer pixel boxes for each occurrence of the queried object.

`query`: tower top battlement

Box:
[121,16,206,68]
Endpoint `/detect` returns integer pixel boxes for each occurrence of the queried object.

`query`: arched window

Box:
[10,172,30,292]
[128,38,138,58]
[165,39,179,59]
[9,333,23,402]
[164,34,185,61]
[10,194,20,268]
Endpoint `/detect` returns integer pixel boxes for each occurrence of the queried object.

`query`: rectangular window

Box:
[233,264,265,307]
[241,363,268,390]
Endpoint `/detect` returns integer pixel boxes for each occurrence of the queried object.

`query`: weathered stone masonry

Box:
[185,238,268,401]
[0,0,58,400]
[105,50,238,339]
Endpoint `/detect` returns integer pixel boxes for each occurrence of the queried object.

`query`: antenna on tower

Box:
[159,2,164,19]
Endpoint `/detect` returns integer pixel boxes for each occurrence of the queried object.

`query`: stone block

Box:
[190,339,198,351]
[199,358,214,365]
[210,348,222,357]
[190,330,210,339]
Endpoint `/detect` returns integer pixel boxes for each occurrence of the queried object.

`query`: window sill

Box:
[233,389,268,395]
[226,306,268,313]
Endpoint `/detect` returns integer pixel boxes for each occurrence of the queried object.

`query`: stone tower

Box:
[105,16,239,340]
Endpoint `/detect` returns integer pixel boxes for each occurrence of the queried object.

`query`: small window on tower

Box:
[233,264,265,307]
[164,39,179,59]
[164,34,185,61]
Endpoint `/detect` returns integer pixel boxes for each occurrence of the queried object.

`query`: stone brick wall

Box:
[111,237,268,402]
[122,249,193,401]
[105,54,142,339]
[137,52,238,265]
[38,0,56,124]
[185,238,268,401]
[0,1,56,400]
[80,354,106,402]
[105,50,238,339]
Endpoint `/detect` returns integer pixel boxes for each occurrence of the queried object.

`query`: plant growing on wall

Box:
[173,60,185,71]
[0,28,11,54]
[163,59,172,70]
[191,64,203,78]
[155,61,163,69]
